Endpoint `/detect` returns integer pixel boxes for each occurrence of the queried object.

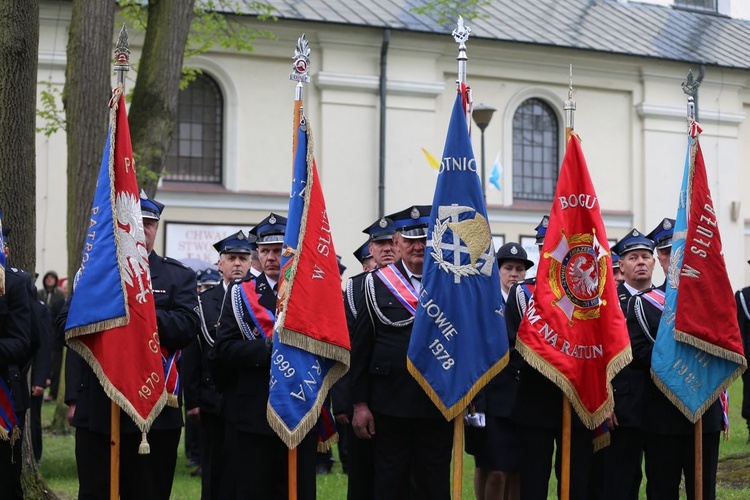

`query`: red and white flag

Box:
[516,136,632,428]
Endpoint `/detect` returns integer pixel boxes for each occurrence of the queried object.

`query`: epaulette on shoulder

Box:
[6,266,24,278]
[162,256,192,270]
[350,269,372,280]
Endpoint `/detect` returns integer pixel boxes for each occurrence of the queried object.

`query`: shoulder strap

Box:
[365,270,415,328]
[374,264,418,315]
[739,289,750,322]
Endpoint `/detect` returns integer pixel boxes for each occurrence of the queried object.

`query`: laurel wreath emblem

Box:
[430,219,481,277]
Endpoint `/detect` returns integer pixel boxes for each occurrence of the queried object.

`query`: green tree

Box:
[411,0,491,26]
[0,0,38,275]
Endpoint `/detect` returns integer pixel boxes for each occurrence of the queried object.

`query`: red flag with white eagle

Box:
[65,85,166,434]
[516,136,632,429]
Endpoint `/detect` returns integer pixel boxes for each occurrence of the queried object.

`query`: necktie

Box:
[413,275,422,292]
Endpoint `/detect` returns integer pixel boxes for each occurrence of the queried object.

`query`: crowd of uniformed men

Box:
[1,190,749,499]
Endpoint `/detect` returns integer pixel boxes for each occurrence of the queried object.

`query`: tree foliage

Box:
[411,0,491,26]
[119,0,276,89]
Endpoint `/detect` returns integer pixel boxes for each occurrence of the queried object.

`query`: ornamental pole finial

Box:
[682,69,700,123]
[290,34,311,102]
[564,64,576,131]
[113,24,130,87]
[453,17,471,86]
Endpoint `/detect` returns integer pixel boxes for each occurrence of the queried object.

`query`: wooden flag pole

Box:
[288,447,298,500]
[694,417,703,500]
[110,401,120,500]
[287,34,310,500]
[559,66,576,500]
[452,416,464,500]
[110,26,129,500]
[560,398,572,500]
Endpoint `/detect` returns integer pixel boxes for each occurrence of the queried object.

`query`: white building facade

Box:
[36,0,750,288]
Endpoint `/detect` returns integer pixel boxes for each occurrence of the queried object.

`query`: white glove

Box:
[465,410,486,428]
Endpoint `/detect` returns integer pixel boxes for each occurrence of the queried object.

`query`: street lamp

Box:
[471,103,496,201]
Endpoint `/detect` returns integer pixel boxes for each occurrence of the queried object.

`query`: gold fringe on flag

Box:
[407,351,509,421]
[516,336,633,431]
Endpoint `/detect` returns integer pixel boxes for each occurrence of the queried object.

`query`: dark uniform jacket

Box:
[183,282,227,416]
[472,293,521,418]
[627,286,722,434]
[508,279,587,428]
[350,260,441,419]
[0,269,32,413]
[736,287,750,421]
[64,252,199,433]
[610,282,645,428]
[213,273,277,435]
[331,272,369,417]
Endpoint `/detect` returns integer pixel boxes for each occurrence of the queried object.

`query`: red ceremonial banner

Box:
[276,156,350,358]
[673,141,745,365]
[516,136,632,429]
[65,87,165,432]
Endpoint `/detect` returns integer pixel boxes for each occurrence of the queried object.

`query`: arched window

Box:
[512,98,559,202]
[164,72,223,183]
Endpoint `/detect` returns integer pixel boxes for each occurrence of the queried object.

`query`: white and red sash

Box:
[375,264,418,316]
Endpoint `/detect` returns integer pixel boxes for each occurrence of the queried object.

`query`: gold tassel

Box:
[138,432,150,455]
[166,394,179,408]
[592,432,610,453]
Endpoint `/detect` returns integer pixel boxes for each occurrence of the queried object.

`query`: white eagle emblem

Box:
[115,191,151,303]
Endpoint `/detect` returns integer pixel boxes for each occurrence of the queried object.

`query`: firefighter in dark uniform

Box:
[0,261,32,499]
[509,215,594,500]
[628,233,722,500]
[351,205,453,500]
[340,218,397,500]
[628,287,723,499]
[646,218,676,287]
[63,192,200,499]
[595,229,655,500]
[466,242,533,500]
[736,264,750,441]
[213,213,317,500]
[184,230,255,499]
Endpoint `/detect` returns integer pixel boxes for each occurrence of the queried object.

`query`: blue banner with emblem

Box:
[407,87,509,420]
[652,135,746,422]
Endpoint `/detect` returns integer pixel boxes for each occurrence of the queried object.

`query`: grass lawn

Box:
[38,380,750,499]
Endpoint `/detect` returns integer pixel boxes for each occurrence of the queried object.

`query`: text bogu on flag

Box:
[516,136,631,429]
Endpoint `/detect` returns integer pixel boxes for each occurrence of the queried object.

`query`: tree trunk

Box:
[129,0,196,196]
[21,381,57,499]
[63,0,116,284]
[0,0,39,273]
